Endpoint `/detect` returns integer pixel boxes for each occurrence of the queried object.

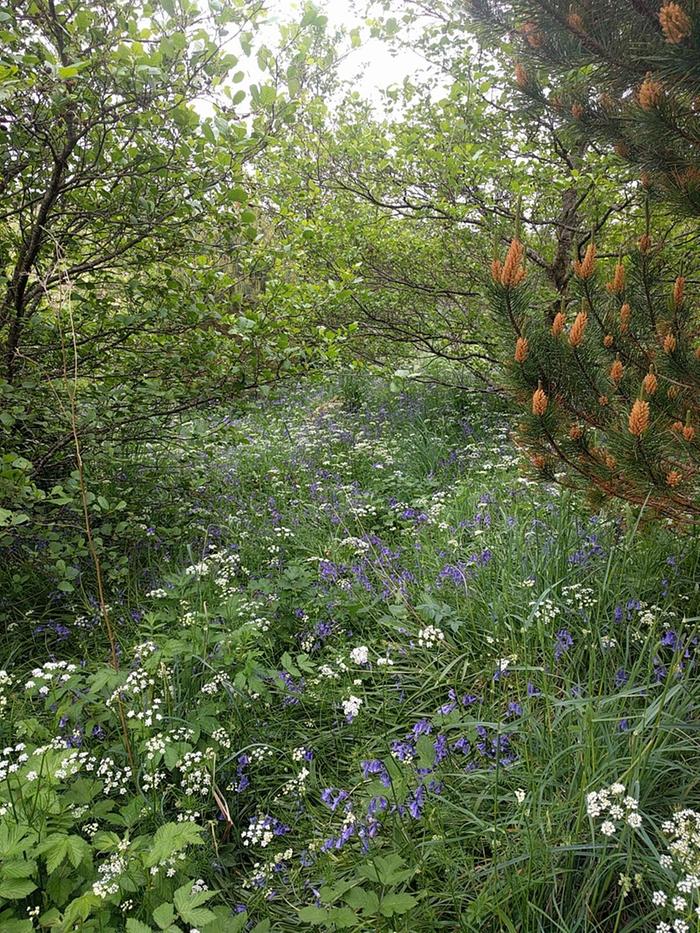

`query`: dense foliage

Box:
[1,0,699,930]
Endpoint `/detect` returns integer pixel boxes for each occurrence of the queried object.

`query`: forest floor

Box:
[3,375,700,931]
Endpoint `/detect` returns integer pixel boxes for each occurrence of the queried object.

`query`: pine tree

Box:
[457,0,700,518]
[464,0,700,214]
[490,230,699,520]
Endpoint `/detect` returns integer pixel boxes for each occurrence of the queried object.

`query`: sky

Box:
[262,0,429,105]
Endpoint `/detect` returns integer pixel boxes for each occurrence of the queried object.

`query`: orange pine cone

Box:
[640,171,652,188]
[664,333,677,353]
[638,74,663,110]
[521,22,544,47]
[598,395,609,407]
[666,470,682,487]
[659,2,692,43]
[571,103,585,119]
[619,303,631,334]
[610,358,624,384]
[501,238,526,288]
[573,242,596,279]
[551,311,566,336]
[514,337,529,363]
[532,387,548,416]
[642,371,658,396]
[603,334,614,348]
[606,263,625,293]
[638,234,652,253]
[491,257,503,284]
[515,63,529,89]
[568,310,588,347]
[628,399,650,436]
[569,424,583,440]
[531,454,546,470]
[683,425,696,442]
[673,275,685,306]
[671,420,684,433]
[567,11,585,31]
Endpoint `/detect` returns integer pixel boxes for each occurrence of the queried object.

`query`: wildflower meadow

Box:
[1,376,698,931]
[2,0,700,930]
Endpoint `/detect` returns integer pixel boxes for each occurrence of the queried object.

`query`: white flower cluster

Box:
[586,782,642,835]
[211,728,231,749]
[241,815,274,848]
[178,749,214,796]
[107,668,154,706]
[126,695,163,728]
[132,641,158,660]
[176,809,201,822]
[97,757,132,795]
[342,695,362,721]
[276,767,309,800]
[349,645,369,665]
[55,750,98,781]
[24,660,77,695]
[417,625,445,649]
[201,672,234,696]
[142,769,165,792]
[529,583,596,628]
[149,850,187,878]
[0,670,13,710]
[651,810,700,932]
[0,743,29,780]
[93,840,129,898]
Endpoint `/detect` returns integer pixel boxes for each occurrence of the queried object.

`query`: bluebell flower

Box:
[554,629,574,660]
[361,759,391,787]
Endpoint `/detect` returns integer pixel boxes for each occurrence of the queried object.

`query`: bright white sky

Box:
[263,0,430,105]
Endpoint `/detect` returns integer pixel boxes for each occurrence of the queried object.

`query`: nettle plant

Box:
[489,230,700,520]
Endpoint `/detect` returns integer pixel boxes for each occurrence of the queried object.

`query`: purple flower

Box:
[361,759,391,788]
[407,784,426,819]
[433,734,449,764]
[660,630,680,650]
[554,629,574,660]
[391,740,415,762]
[321,788,349,811]
[411,719,433,738]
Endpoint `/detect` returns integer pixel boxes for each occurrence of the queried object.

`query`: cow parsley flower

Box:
[342,695,362,722]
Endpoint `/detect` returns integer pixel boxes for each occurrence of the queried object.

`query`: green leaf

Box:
[173,883,217,926]
[379,893,418,917]
[280,651,300,677]
[126,921,154,933]
[57,62,87,79]
[0,921,33,933]
[297,907,328,925]
[328,908,358,928]
[144,822,203,868]
[66,835,90,868]
[1,859,36,879]
[343,886,379,914]
[153,902,176,929]
[0,877,37,899]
